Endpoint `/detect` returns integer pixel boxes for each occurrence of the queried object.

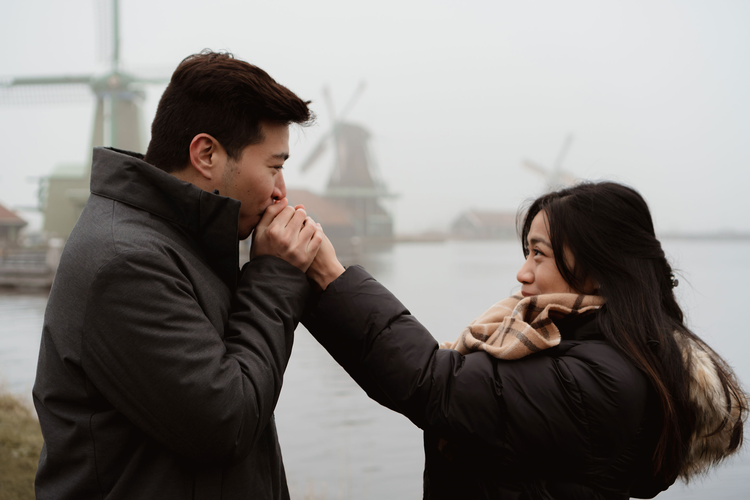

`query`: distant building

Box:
[451,210,517,240]
[39,163,90,239]
[0,201,27,247]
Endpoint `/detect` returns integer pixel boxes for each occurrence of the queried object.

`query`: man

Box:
[33,51,321,499]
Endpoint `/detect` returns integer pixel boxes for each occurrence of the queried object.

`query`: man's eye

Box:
[273,166,284,171]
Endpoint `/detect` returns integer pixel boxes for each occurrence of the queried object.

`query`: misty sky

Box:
[1,0,749,235]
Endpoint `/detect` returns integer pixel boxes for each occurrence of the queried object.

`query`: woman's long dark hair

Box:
[519,181,746,483]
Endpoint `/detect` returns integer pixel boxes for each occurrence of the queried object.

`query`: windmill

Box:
[522,134,578,191]
[299,83,395,239]
[0,0,166,239]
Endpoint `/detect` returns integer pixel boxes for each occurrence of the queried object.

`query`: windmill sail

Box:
[521,134,578,191]
[299,133,330,172]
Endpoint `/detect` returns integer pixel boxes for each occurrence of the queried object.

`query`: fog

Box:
[1,0,749,235]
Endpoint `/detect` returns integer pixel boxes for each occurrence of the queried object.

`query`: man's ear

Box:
[188,133,225,181]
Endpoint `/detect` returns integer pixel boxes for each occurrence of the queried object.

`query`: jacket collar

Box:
[554,312,602,341]
[90,147,241,289]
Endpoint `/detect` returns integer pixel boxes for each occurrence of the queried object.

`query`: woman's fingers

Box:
[301,217,323,254]
[284,207,308,229]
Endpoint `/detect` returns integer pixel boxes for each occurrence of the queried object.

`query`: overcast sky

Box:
[1,0,748,235]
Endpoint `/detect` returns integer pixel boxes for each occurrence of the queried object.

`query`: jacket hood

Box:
[678,333,746,480]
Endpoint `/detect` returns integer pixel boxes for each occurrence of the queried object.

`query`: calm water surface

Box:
[1,240,748,498]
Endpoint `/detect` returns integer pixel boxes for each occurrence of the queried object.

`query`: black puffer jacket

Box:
[303,266,668,499]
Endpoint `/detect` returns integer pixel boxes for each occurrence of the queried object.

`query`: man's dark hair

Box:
[144,50,313,172]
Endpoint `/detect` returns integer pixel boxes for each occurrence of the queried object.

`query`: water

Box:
[0,291,47,398]
[2,240,749,498]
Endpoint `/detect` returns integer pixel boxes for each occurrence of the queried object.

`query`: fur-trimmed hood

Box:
[678,333,747,479]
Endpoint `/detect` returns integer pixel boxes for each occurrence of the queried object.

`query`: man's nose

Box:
[272,174,287,201]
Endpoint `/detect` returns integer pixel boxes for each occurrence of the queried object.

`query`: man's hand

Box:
[306,226,345,290]
[251,198,323,272]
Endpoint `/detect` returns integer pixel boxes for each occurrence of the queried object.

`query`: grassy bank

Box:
[0,391,332,499]
[0,391,41,500]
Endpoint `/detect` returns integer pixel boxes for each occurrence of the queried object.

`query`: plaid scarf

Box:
[440,293,605,360]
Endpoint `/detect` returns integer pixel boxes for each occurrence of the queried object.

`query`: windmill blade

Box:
[552,134,574,171]
[299,85,340,174]
[112,0,121,72]
[131,77,170,85]
[95,0,113,67]
[337,81,366,122]
[299,134,330,172]
[521,159,549,176]
[3,76,93,86]
[559,171,577,186]
[0,76,94,105]
[321,85,337,122]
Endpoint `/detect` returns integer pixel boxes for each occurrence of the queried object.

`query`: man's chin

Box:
[241,224,258,241]
[238,216,262,241]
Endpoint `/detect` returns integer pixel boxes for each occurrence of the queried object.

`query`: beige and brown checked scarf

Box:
[440,293,605,359]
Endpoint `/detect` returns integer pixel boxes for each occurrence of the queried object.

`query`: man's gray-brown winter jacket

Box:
[34,148,307,499]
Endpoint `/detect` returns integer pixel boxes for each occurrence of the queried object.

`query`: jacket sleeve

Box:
[303,266,649,466]
[80,252,308,463]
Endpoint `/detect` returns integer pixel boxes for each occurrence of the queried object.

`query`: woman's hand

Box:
[306,226,345,290]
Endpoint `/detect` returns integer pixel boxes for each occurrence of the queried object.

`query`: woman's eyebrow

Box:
[528,236,551,248]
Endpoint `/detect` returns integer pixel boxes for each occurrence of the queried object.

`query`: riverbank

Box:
[0,391,41,500]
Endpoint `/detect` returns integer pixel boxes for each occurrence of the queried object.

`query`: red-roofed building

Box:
[285,189,361,260]
[286,189,356,239]
[0,201,27,247]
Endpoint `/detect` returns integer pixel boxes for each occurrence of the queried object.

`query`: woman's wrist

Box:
[308,261,345,290]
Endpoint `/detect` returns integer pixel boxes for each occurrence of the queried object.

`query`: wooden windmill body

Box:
[299,83,395,240]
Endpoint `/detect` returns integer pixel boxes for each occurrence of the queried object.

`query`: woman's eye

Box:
[533,248,544,257]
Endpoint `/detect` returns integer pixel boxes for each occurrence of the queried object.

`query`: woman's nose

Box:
[517,256,534,284]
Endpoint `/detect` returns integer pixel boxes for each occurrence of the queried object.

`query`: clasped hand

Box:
[252,198,345,289]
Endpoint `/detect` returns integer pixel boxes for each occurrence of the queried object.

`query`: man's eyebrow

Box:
[269,152,289,161]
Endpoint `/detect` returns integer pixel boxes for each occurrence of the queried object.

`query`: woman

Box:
[302,181,746,499]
